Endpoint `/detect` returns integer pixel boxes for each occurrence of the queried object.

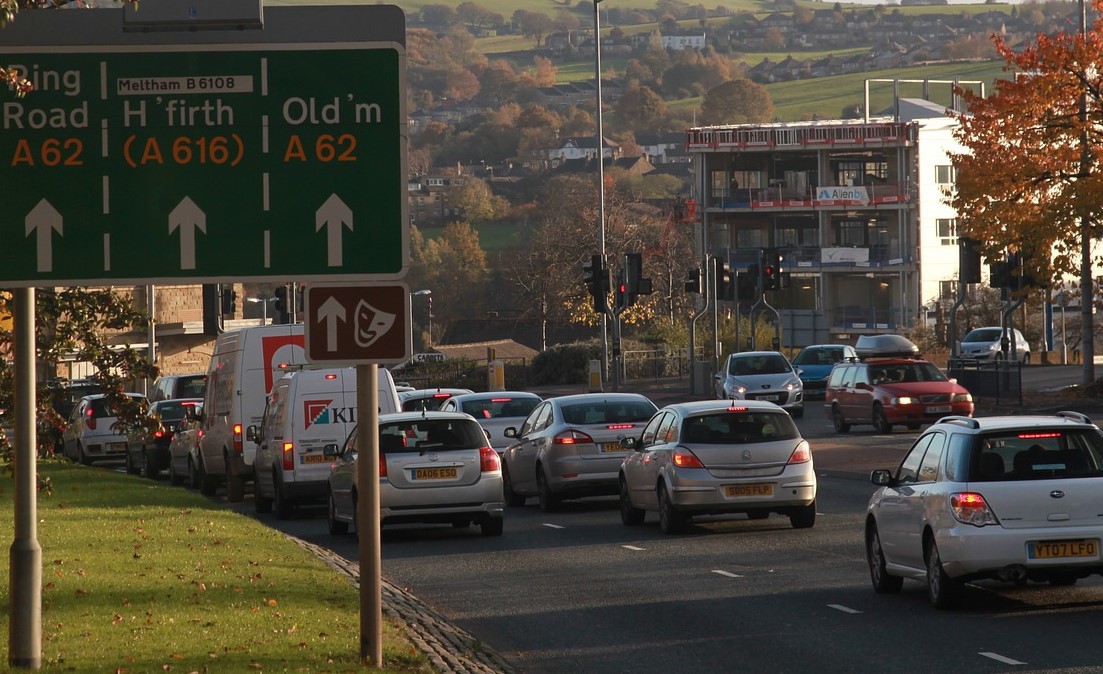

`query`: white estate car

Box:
[865,412,1103,609]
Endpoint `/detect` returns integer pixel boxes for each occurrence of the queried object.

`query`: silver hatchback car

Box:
[324,412,505,537]
[502,393,658,511]
[619,400,817,533]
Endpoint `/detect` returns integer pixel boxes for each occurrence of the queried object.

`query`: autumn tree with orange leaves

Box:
[949,0,1103,382]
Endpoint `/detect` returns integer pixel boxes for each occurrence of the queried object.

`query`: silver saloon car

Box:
[501,393,658,512]
[438,391,543,455]
[714,351,804,418]
[619,400,817,534]
[324,412,505,537]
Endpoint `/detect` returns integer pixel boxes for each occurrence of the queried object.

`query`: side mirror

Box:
[504,427,518,438]
[795,367,804,377]
[322,443,341,458]
[246,424,258,443]
[620,436,639,451]
[870,469,893,486]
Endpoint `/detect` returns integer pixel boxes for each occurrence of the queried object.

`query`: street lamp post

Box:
[246,296,277,325]
[594,0,610,385]
[413,289,433,348]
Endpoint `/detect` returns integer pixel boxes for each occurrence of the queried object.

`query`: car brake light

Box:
[480,446,500,472]
[233,423,243,452]
[673,448,704,468]
[378,453,387,478]
[1019,432,1061,439]
[432,393,451,399]
[154,429,164,439]
[85,407,96,430]
[607,424,634,430]
[553,429,594,445]
[491,398,511,403]
[324,373,337,380]
[787,441,812,465]
[282,441,294,471]
[949,492,999,526]
[727,406,748,412]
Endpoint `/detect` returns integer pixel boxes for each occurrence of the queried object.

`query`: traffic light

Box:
[959,238,982,284]
[615,271,628,310]
[778,271,791,289]
[684,267,703,294]
[737,266,756,301]
[714,261,734,301]
[202,283,222,336]
[762,249,782,291]
[989,260,1012,289]
[273,285,289,324]
[623,252,653,306]
[220,286,237,316]
[583,254,610,313]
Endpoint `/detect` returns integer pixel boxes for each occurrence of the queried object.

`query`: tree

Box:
[699,78,774,124]
[949,0,1103,383]
[613,85,668,132]
[450,177,507,224]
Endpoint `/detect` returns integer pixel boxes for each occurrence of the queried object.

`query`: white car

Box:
[437,391,542,455]
[713,351,804,418]
[865,412,1103,609]
[958,326,1031,364]
[61,393,146,466]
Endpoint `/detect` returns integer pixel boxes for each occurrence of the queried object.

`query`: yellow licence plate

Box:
[301,454,329,464]
[414,467,457,480]
[107,443,127,453]
[1028,539,1098,559]
[725,483,774,497]
[600,442,626,453]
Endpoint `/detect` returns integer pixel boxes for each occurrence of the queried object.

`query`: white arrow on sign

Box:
[169,197,207,270]
[25,198,63,273]
[317,295,347,352]
[316,193,353,267]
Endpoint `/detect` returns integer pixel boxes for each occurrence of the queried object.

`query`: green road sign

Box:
[0,5,408,286]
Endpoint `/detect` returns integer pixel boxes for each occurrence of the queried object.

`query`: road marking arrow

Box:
[169,197,207,270]
[316,194,353,267]
[25,199,63,273]
[317,295,347,352]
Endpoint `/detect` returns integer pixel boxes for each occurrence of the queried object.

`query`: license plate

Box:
[1028,539,1098,559]
[600,442,627,453]
[725,483,774,497]
[107,443,126,453]
[413,467,457,480]
[926,405,952,414]
[759,395,780,402]
[301,454,328,464]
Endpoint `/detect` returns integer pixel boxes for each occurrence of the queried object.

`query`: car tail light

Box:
[154,423,166,439]
[480,446,500,472]
[324,373,337,380]
[282,442,294,471]
[233,423,243,453]
[553,429,594,445]
[787,441,811,465]
[950,492,999,526]
[673,448,704,468]
[378,453,387,479]
[85,407,96,430]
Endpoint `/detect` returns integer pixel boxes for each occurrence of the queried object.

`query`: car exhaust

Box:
[998,565,1028,583]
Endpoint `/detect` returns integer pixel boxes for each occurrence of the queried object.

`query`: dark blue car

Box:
[792,344,857,397]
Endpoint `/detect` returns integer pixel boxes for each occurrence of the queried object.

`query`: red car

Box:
[825,356,973,433]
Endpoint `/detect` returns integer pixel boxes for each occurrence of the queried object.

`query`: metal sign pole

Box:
[356,364,382,667]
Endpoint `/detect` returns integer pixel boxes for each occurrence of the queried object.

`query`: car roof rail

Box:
[1055,411,1093,425]
[937,415,979,429]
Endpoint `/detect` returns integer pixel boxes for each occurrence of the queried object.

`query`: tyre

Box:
[788,406,804,419]
[1022,352,1031,365]
[226,457,245,503]
[926,537,964,609]
[907,424,921,431]
[168,458,183,486]
[188,457,201,490]
[1048,573,1077,587]
[503,464,526,507]
[832,406,850,433]
[254,474,273,514]
[658,486,686,534]
[480,515,504,537]
[327,490,348,535]
[619,478,645,526]
[747,510,769,520]
[537,468,559,513]
[452,520,470,528]
[199,458,218,496]
[139,448,154,479]
[125,448,140,475]
[872,404,893,434]
[789,500,816,529]
[866,522,903,594]
[78,443,92,466]
[273,477,294,520]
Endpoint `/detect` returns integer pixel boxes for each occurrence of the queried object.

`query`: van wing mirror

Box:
[322,443,341,458]
[246,424,259,443]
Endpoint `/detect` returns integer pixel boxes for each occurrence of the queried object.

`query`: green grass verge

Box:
[0,462,429,673]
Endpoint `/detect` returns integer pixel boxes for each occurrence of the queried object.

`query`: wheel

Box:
[351,492,360,540]
[619,478,645,526]
[326,490,348,535]
[658,486,687,534]
[188,457,201,489]
[480,515,504,537]
[254,474,273,514]
[747,510,769,520]
[866,522,903,594]
[226,457,245,503]
[832,406,850,433]
[537,468,559,513]
[168,458,183,486]
[198,458,218,496]
[789,500,816,529]
[503,464,526,507]
[452,520,470,528]
[125,448,140,475]
[273,476,294,520]
[872,404,893,434]
[1049,573,1078,586]
[139,448,154,479]
[907,424,921,431]
[78,443,92,466]
[788,406,804,419]
[926,537,964,609]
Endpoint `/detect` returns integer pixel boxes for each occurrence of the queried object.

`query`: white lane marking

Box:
[827,604,861,614]
[711,569,744,578]
[542,523,565,529]
[622,545,645,551]
[979,652,1025,666]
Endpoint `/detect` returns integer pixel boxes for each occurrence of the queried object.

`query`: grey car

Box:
[959,327,1031,364]
[713,351,804,418]
[324,411,505,537]
[619,400,817,534]
[438,391,543,454]
[501,393,658,511]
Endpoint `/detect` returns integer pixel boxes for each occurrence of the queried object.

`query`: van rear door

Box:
[288,369,357,485]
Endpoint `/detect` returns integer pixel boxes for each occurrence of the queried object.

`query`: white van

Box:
[197,324,306,501]
[251,367,400,518]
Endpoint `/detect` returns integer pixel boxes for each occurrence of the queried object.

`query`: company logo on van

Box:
[304,399,356,429]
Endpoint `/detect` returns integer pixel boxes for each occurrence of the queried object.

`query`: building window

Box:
[939,280,956,299]
[935,165,955,184]
[936,218,957,245]
[835,159,887,186]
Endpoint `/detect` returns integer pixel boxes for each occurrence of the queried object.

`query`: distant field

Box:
[419,221,531,253]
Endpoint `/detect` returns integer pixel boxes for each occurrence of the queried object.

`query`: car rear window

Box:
[793,347,842,366]
[966,429,1103,482]
[379,419,486,453]
[560,400,657,425]
[461,397,539,419]
[156,401,198,423]
[175,375,208,398]
[682,411,799,444]
[963,328,1003,342]
[869,361,948,384]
